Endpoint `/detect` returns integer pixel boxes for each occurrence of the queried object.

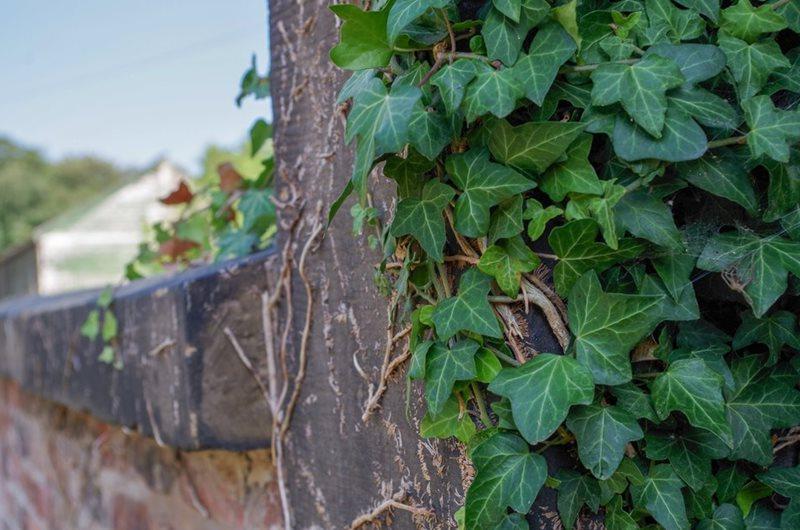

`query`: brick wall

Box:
[0,378,282,530]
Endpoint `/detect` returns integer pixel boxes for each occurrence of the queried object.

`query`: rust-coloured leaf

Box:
[159,180,194,205]
[159,237,200,262]
[218,162,243,193]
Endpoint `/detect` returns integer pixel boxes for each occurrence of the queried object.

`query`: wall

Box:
[0,242,38,300]
[0,378,282,530]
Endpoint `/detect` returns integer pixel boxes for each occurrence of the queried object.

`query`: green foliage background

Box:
[330,0,800,528]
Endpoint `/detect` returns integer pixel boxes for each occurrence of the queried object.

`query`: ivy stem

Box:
[707,135,747,149]
[535,252,558,260]
[428,261,446,300]
[471,382,493,427]
[436,262,452,298]
[487,346,521,367]
[440,51,494,64]
[559,58,639,74]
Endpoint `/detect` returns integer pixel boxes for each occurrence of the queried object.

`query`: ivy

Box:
[329,0,800,527]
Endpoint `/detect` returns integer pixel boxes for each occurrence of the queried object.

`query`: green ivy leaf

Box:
[652,252,696,302]
[733,310,800,365]
[420,394,477,443]
[570,271,665,385]
[630,464,689,530]
[645,432,714,492]
[697,503,746,530]
[424,339,479,414]
[651,358,733,444]
[432,268,503,340]
[462,64,524,122]
[390,180,455,262]
[430,59,479,115]
[475,347,503,383]
[668,87,739,130]
[615,189,683,250]
[744,503,782,529]
[758,465,800,499]
[606,495,638,530]
[539,134,603,202]
[523,199,563,241]
[549,219,645,296]
[679,151,758,213]
[675,0,721,22]
[719,32,789,101]
[409,101,453,160]
[644,0,706,44]
[465,431,547,529]
[611,383,658,421]
[387,0,450,44]
[446,148,535,237]
[567,403,644,480]
[489,353,595,444]
[384,150,433,200]
[612,108,708,162]
[478,236,540,297]
[556,470,602,530]
[565,180,626,249]
[763,153,800,222]
[239,189,275,232]
[486,119,585,174]
[102,311,118,342]
[488,196,524,243]
[329,3,393,70]
[80,309,101,340]
[591,54,684,138]
[483,0,550,65]
[512,23,577,106]
[743,95,800,163]
[721,0,787,43]
[773,0,800,32]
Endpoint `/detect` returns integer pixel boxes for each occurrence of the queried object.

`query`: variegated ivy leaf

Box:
[540,134,603,202]
[591,54,685,138]
[387,0,450,44]
[697,230,800,317]
[630,464,689,530]
[678,150,758,213]
[478,236,540,297]
[483,0,550,66]
[446,148,535,237]
[432,268,503,340]
[613,108,708,162]
[487,119,586,175]
[430,59,479,115]
[643,0,706,44]
[462,63,524,123]
[465,431,547,530]
[569,271,665,385]
[567,404,644,480]
[329,4,393,70]
[420,394,476,443]
[719,32,789,101]
[615,189,683,250]
[489,353,595,444]
[511,22,577,106]
[743,95,800,163]
[390,180,454,262]
[556,470,602,530]
[424,339,479,414]
[523,198,563,241]
[720,0,787,43]
[651,359,733,445]
[733,310,800,365]
[549,219,646,296]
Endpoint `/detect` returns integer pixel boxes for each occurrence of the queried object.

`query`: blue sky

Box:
[0,0,270,173]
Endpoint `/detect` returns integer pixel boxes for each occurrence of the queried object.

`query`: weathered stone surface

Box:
[0,249,276,450]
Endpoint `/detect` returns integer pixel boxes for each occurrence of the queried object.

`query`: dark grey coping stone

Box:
[0,248,276,451]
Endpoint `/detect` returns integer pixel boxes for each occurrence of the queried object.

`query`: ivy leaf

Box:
[483,0,551,65]
[486,119,585,174]
[606,495,638,530]
[465,431,547,529]
[675,0,721,22]
[81,309,101,340]
[346,78,422,156]
[591,54,685,138]
[549,219,645,296]
[540,134,604,202]
[611,383,658,421]
[569,271,665,385]
[329,3,393,70]
[462,64,524,122]
[743,95,800,163]
[420,394,476,443]
[493,0,523,21]
[523,199,563,241]
[565,180,626,249]
[556,470,602,529]
[758,465,800,499]
[744,503,782,529]
[409,101,452,160]
[669,87,739,131]
[384,150,433,200]
[238,189,275,232]
[612,108,708,162]
[478,236,540,297]
[721,0,787,43]
[763,153,800,223]
[488,196,524,243]
[679,151,758,213]
[697,503,746,530]
[512,22,577,106]
[390,180,455,262]
[615,189,683,250]
[653,252,696,302]
[773,0,800,32]
[432,268,503,341]
[644,43,727,85]
[645,432,714,492]
[719,32,789,101]
[630,464,690,530]
[644,0,706,44]
[651,358,733,444]
[430,59,479,115]
[446,149,535,237]
[489,353,595,444]
[733,310,800,365]
[475,348,503,383]
[567,404,644,480]
[697,231,800,317]
[424,340,479,414]
[387,0,450,44]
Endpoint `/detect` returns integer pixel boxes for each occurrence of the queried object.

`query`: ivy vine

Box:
[330,0,800,528]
